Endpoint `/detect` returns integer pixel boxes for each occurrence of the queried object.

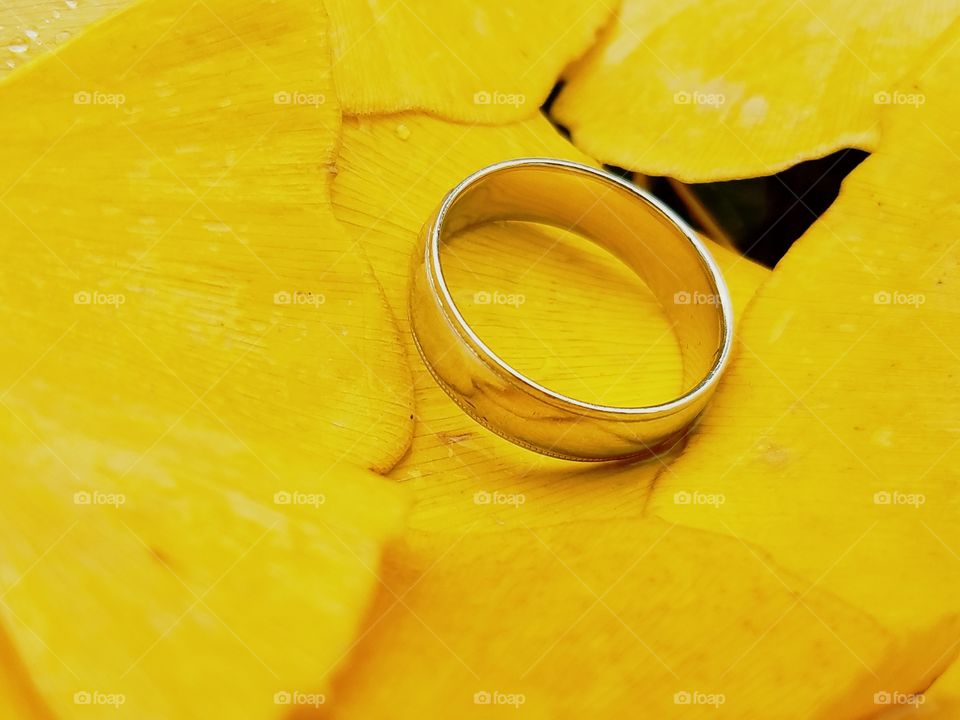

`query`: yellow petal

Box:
[0,0,412,716]
[0,0,129,80]
[333,111,768,532]
[324,22,960,719]
[2,433,406,719]
[647,17,960,678]
[325,519,920,718]
[918,659,960,716]
[1,0,413,472]
[554,0,960,180]
[0,625,51,719]
[323,0,615,121]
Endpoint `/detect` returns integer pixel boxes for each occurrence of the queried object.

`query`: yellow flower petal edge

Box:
[0,0,413,716]
[1,433,407,719]
[332,111,769,532]
[0,625,52,719]
[918,660,960,717]
[0,0,413,472]
[646,15,960,690]
[323,0,615,121]
[324,519,928,718]
[554,0,960,181]
[0,0,130,81]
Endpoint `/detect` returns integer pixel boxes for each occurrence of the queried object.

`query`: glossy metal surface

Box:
[410,158,733,461]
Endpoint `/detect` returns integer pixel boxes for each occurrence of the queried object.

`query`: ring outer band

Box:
[409,157,734,462]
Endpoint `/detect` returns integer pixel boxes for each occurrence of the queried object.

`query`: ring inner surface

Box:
[437,163,725,397]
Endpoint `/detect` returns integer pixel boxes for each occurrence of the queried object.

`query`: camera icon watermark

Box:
[673,490,725,508]
[874,690,925,707]
[673,690,725,707]
[873,290,925,308]
[273,290,326,307]
[473,490,526,508]
[273,90,326,107]
[273,490,326,508]
[73,90,126,107]
[473,690,526,707]
[673,90,725,107]
[873,91,925,107]
[74,290,126,307]
[73,491,126,508]
[674,290,720,305]
[473,90,527,108]
[74,690,126,707]
[873,490,925,508]
[473,290,525,308]
[273,690,325,707]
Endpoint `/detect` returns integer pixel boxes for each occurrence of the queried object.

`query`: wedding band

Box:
[409,158,733,461]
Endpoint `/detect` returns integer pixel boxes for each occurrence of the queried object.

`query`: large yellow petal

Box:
[646,14,960,679]
[0,0,130,80]
[917,659,960,716]
[0,625,51,719]
[323,0,615,121]
[1,0,413,472]
[332,111,768,532]
[324,519,923,718]
[1,425,406,719]
[323,18,960,720]
[554,0,960,180]
[0,0,412,716]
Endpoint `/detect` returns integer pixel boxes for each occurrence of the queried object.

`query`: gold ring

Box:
[410,158,733,461]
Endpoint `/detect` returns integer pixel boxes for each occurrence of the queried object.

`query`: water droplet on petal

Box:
[8,43,28,54]
[65,0,79,9]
